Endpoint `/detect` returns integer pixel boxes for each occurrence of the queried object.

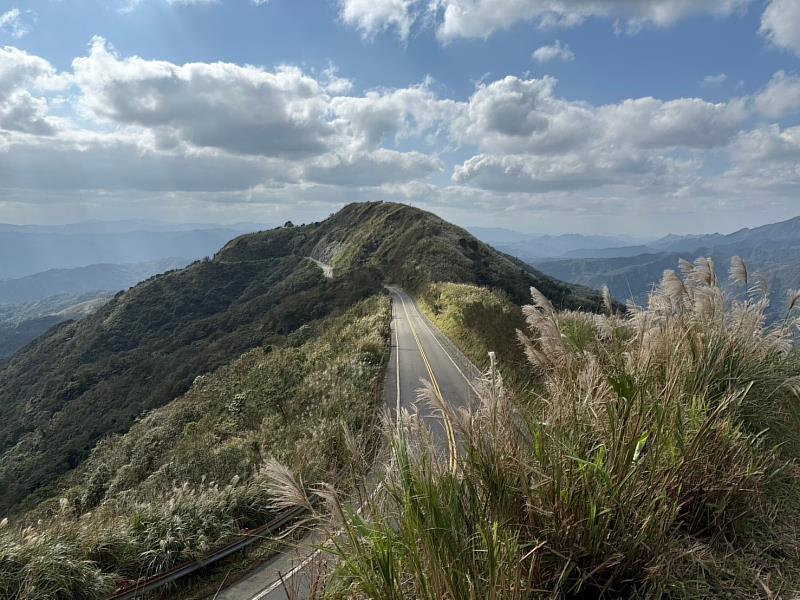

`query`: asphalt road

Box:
[216,286,481,600]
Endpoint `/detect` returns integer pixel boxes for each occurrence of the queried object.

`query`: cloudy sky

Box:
[1,0,799,234]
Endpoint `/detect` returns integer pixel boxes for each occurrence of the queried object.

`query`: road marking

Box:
[247,287,464,599]
[406,295,480,397]
[395,290,458,473]
[394,300,401,428]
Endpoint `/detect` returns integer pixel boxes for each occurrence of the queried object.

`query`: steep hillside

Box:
[0,297,391,595]
[0,201,600,515]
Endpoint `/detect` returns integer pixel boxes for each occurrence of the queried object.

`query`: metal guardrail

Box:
[105,505,306,600]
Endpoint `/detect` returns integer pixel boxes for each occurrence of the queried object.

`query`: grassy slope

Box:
[0,296,391,596]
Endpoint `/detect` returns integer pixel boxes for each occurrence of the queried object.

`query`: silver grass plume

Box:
[752,271,770,299]
[688,257,717,288]
[788,289,800,313]
[678,258,694,278]
[602,285,613,315]
[261,458,313,512]
[729,256,748,291]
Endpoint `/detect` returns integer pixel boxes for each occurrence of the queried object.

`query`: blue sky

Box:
[1,0,800,235]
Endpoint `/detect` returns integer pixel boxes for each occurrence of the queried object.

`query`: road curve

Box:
[216,286,481,600]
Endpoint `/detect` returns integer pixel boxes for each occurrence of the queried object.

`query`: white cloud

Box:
[4,39,800,230]
[303,149,443,186]
[72,37,335,158]
[339,0,421,39]
[450,75,746,194]
[454,76,746,157]
[760,0,800,56]
[339,0,753,41]
[331,82,459,149]
[532,40,574,63]
[0,130,278,191]
[0,46,66,134]
[755,71,800,119]
[0,9,30,39]
[730,124,800,163]
[167,0,219,5]
[700,73,727,87]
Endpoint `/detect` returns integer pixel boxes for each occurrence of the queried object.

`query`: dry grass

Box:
[289,256,800,599]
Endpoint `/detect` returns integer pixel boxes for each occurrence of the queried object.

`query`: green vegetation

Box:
[0,201,600,516]
[0,256,380,514]
[0,295,390,598]
[301,257,800,598]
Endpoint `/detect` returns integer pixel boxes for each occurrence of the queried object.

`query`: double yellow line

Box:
[396,291,458,473]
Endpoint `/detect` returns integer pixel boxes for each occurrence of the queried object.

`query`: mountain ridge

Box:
[0,201,602,514]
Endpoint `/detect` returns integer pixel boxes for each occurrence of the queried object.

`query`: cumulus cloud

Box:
[339,0,420,39]
[0,41,450,197]
[72,37,335,158]
[532,41,574,63]
[450,75,747,193]
[338,0,753,41]
[453,76,746,158]
[755,71,800,119]
[0,131,278,191]
[0,46,66,134]
[331,82,459,149]
[3,38,800,227]
[760,0,800,56]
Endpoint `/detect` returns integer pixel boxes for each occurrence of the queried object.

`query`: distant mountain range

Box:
[0,222,265,280]
[0,258,190,305]
[0,258,192,361]
[526,216,800,319]
[468,227,641,261]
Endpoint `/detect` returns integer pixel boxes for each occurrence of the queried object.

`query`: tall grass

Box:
[302,257,800,598]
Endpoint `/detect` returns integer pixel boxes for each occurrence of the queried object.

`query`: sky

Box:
[1,0,800,235]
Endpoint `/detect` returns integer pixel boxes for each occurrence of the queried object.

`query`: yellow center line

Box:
[396,290,458,472]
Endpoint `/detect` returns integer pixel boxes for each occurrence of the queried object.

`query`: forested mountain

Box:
[0,201,602,514]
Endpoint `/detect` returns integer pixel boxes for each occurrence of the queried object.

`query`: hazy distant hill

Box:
[468,227,637,260]
[0,202,603,514]
[532,215,800,320]
[0,258,190,305]
[0,226,259,280]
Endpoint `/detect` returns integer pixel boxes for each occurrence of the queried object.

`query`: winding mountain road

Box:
[216,286,481,600]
